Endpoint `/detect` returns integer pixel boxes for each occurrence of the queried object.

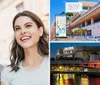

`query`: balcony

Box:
[70,2,100,28]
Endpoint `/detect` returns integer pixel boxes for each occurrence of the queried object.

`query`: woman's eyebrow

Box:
[24,22,33,26]
[14,22,32,28]
[14,25,20,28]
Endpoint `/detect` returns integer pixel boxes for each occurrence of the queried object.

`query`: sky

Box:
[50,42,100,57]
[50,0,100,26]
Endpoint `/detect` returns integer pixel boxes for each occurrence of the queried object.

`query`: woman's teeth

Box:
[21,36,31,41]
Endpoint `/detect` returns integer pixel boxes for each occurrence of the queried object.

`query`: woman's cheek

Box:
[15,34,21,44]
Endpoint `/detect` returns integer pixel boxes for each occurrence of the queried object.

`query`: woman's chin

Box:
[19,42,38,49]
[20,44,33,49]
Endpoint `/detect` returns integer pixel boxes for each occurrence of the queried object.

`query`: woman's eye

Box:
[15,28,20,31]
[26,25,32,28]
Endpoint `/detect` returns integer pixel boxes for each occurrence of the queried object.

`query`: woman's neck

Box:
[22,45,44,70]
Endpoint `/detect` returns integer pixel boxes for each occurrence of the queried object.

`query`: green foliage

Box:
[73,29,87,36]
[66,12,73,16]
[67,31,73,36]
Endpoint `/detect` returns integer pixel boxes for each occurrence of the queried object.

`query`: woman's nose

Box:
[21,29,27,34]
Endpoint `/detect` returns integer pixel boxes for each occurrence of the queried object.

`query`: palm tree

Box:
[61,12,73,20]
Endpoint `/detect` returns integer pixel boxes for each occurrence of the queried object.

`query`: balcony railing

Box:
[71,2,100,26]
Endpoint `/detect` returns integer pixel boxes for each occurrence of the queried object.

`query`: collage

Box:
[0,0,100,85]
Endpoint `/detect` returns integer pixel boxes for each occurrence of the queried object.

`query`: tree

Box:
[66,31,73,36]
[61,11,65,14]
[66,12,73,16]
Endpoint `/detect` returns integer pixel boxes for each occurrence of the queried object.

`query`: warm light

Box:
[59,74,64,85]
[59,66,63,70]
[81,76,89,85]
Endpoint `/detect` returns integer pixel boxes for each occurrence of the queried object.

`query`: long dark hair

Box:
[10,10,49,72]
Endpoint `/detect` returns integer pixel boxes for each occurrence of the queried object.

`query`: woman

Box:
[1,10,49,85]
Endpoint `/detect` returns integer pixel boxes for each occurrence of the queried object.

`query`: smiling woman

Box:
[1,10,49,85]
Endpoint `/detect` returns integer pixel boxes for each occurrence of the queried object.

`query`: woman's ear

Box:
[39,26,43,37]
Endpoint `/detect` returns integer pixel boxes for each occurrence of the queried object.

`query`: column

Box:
[85,21,87,26]
[91,18,94,24]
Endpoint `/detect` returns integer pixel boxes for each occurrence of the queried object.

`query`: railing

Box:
[51,68,100,73]
[71,2,100,26]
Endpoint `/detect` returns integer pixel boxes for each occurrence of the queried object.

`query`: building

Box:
[51,46,100,69]
[66,46,100,60]
[52,46,100,63]
[67,2,100,38]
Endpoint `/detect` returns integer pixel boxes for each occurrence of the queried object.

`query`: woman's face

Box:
[14,16,43,49]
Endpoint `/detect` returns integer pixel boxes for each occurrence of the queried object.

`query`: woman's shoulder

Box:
[44,56,50,62]
[1,66,12,74]
[41,56,50,68]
